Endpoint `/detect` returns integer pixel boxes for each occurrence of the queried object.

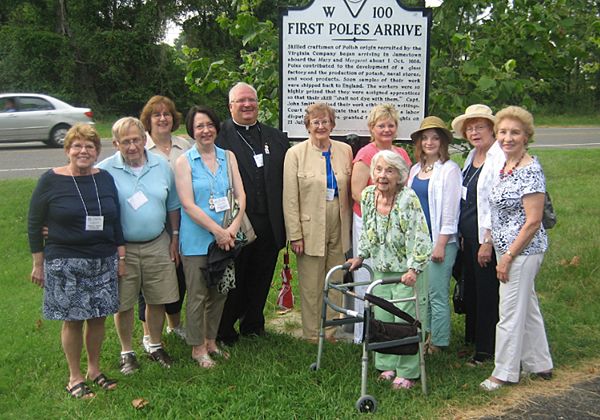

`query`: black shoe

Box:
[532,370,553,380]
[119,352,140,375]
[148,348,173,368]
[217,334,239,346]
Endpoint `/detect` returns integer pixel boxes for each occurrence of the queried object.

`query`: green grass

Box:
[1,149,599,418]
[535,112,600,127]
[92,113,600,139]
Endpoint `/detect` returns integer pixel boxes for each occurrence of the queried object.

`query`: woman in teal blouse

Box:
[348,149,432,390]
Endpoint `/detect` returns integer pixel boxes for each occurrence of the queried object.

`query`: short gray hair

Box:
[370,150,409,189]
[228,82,257,103]
[112,117,145,142]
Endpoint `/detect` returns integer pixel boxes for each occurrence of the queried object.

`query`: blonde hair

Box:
[112,117,146,142]
[495,106,535,139]
[64,124,102,153]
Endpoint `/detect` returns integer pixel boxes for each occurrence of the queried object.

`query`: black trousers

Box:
[218,213,280,342]
[462,237,500,359]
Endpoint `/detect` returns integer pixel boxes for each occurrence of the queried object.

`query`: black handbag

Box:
[452,249,466,314]
[542,192,557,229]
[364,293,420,355]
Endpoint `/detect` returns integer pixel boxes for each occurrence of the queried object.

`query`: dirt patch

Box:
[444,360,600,419]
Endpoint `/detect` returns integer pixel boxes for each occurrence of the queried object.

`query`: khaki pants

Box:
[182,255,228,346]
[296,199,344,340]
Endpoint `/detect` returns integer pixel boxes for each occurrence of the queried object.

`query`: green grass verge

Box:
[93,113,600,139]
[1,149,599,418]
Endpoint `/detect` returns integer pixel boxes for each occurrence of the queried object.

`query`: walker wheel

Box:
[356,395,377,413]
[309,362,318,371]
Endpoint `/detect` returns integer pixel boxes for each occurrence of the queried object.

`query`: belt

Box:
[127,230,165,244]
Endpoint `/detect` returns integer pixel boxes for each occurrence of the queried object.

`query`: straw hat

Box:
[451,104,495,138]
[410,116,453,143]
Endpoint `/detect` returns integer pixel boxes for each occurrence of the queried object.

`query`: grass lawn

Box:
[93,112,600,139]
[0,149,598,418]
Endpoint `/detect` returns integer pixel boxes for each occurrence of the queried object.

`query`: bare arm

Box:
[351,161,370,203]
[31,252,44,287]
[496,192,545,282]
[168,209,180,265]
[174,154,234,249]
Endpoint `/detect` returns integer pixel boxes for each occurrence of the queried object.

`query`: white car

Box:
[0,93,95,147]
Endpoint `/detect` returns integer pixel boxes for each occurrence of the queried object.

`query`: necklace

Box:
[500,151,526,179]
[374,191,396,245]
[422,163,434,173]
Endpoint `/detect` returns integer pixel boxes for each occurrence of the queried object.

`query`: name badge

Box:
[253,153,264,167]
[127,191,149,210]
[213,196,230,213]
[326,188,335,201]
[86,216,104,231]
[461,186,468,201]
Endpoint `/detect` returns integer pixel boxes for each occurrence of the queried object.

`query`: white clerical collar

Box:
[232,118,258,131]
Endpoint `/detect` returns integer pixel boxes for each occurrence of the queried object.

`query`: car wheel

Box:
[46,124,70,148]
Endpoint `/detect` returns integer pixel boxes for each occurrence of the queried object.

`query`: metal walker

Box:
[310,263,427,413]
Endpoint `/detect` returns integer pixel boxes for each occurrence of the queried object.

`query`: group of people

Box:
[27,82,552,398]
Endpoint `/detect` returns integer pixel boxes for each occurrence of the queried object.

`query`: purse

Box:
[364,293,420,355]
[452,249,466,314]
[542,191,556,229]
[223,152,257,244]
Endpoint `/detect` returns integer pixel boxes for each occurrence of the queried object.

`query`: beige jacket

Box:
[283,139,353,257]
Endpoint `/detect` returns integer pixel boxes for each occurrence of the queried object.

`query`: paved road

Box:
[0,127,598,180]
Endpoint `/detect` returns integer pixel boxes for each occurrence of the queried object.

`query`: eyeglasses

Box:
[70,144,96,151]
[231,98,258,104]
[118,138,143,147]
[465,125,488,134]
[310,120,331,127]
[195,123,216,130]
[151,112,172,119]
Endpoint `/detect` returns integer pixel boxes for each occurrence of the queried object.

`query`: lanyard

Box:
[70,172,102,217]
[463,163,483,190]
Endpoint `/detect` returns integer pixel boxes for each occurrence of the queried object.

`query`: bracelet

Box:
[506,250,514,258]
[483,237,492,244]
[172,230,179,235]
[119,256,126,260]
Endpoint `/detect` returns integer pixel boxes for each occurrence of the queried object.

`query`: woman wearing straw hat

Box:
[451,104,505,366]
[407,116,462,354]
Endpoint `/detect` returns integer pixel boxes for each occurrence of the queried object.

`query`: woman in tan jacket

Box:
[283,103,353,341]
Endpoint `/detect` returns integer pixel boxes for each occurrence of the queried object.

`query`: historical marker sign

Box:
[280,0,431,140]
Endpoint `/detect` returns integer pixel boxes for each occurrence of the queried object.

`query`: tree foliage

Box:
[0,0,191,115]
[182,0,599,127]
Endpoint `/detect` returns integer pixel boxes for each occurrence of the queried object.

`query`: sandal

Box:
[391,377,416,390]
[378,370,396,382]
[480,377,505,391]
[65,381,95,399]
[90,373,117,391]
[192,353,216,369]
[208,347,230,360]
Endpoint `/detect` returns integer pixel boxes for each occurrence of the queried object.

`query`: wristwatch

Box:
[411,268,422,275]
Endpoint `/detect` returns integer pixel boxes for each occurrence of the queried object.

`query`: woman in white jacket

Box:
[408,116,462,353]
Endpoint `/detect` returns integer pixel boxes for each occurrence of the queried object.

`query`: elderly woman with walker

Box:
[348,150,432,390]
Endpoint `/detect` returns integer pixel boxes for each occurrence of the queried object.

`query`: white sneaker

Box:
[166,325,186,340]
[142,335,151,353]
